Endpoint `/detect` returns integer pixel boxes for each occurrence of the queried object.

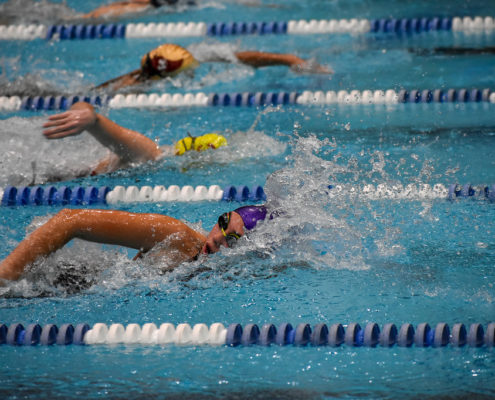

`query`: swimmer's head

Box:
[140,44,199,78]
[175,133,227,156]
[233,205,268,230]
[201,205,267,254]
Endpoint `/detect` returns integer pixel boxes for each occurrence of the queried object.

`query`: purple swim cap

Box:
[233,205,267,230]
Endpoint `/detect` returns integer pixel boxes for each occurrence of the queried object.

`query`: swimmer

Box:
[410,46,495,56]
[42,101,227,177]
[81,0,192,20]
[96,43,332,91]
[0,205,268,281]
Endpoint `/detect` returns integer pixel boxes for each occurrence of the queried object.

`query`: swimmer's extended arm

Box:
[81,0,151,19]
[43,102,162,164]
[0,209,206,281]
[95,69,143,90]
[234,51,333,74]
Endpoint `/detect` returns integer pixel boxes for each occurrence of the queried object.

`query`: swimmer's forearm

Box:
[94,69,142,90]
[0,209,78,281]
[74,102,162,162]
[235,51,305,68]
[81,1,151,19]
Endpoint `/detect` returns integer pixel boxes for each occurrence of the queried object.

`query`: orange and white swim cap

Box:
[140,44,198,78]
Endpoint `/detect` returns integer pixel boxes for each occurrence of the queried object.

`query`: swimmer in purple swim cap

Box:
[0,205,271,282]
[201,205,268,254]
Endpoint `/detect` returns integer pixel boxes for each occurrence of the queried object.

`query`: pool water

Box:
[0,0,495,399]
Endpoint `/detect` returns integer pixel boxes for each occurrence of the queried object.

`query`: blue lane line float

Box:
[220,185,266,202]
[226,323,243,347]
[380,323,398,347]
[1,186,111,207]
[447,184,492,200]
[207,91,299,107]
[206,21,287,36]
[1,322,493,347]
[397,88,492,104]
[6,323,24,345]
[40,324,59,345]
[23,324,42,345]
[397,323,415,347]
[370,17,453,33]
[241,324,260,346]
[46,24,126,40]
[259,324,277,346]
[56,324,75,345]
[20,95,109,111]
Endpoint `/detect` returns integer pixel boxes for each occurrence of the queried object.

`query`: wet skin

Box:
[202,212,245,255]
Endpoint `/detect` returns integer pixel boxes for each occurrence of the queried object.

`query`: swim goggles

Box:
[218,212,241,247]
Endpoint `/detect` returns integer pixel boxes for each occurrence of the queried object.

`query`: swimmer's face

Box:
[201,211,245,254]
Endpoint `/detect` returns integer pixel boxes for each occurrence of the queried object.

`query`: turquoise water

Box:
[1,0,495,399]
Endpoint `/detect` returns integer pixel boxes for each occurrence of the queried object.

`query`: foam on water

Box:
[0,61,90,97]
[0,116,107,186]
[0,0,78,24]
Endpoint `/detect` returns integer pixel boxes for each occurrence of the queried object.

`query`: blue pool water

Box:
[1,0,495,398]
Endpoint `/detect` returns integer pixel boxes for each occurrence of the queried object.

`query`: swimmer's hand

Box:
[290,59,333,75]
[42,103,96,139]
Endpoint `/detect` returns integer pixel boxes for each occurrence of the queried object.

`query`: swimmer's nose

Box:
[202,237,225,254]
[201,243,210,254]
[202,240,217,254]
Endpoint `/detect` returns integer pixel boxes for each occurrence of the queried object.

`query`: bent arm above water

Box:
[0,209,206,281]
[43,102,163,165]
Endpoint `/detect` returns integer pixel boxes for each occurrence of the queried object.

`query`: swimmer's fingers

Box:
[291,61,333,75]
[42,115,73,136]
[43,107,96,139]
[42,114,72,129]
[43,120,85,139]
[44,111,73,123]
[43,128,81,139]
[315,64,334,74]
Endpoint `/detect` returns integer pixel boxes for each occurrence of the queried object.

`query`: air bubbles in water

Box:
[0,116,107,186]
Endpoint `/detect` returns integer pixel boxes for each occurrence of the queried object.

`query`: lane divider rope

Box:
[0,185,267,206]
[0,16,494,40]
[328,183,495,201]
[1,184,494,207]
[1,88,494,112]
[1,321,494,347]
